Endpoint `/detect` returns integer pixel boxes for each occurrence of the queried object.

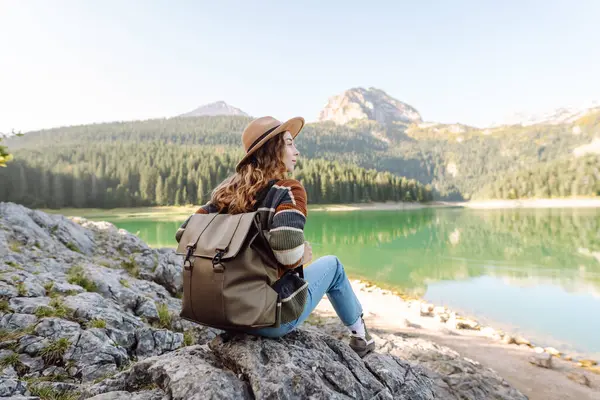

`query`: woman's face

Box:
[282,131,299,173]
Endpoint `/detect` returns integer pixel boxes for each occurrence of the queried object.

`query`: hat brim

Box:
[236,116,305,171]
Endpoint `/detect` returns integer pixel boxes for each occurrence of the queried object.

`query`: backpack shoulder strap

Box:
[253,179,279,211]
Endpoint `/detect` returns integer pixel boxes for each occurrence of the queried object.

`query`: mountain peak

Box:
[179,101,249,118]
[495,101,600,127]
[318,87,422,127]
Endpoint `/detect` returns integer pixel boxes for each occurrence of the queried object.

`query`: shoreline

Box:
[41,197,600,219]
[457,198,600,209]
[312,198,600,211]
[312,279,600,399]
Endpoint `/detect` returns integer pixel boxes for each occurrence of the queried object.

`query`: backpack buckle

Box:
[183,246,194,271]
[212,249,226,272]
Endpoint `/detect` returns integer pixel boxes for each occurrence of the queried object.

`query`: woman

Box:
[182,115,375,357]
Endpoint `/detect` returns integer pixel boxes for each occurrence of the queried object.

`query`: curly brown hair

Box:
[209,133,288,214]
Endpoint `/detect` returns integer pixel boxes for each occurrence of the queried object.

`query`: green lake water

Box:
[94,207,600,359]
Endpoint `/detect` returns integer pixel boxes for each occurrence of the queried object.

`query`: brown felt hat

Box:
[236,116,305,171]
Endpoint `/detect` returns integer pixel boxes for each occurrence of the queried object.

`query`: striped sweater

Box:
[177,179,307,276]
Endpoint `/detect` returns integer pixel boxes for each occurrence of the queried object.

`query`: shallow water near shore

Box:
[70,206,600,360]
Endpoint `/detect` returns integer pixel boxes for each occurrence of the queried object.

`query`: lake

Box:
[87,207,600,359]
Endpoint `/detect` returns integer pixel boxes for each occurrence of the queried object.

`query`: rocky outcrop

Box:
[318,87,422,127]
[0,202,526,399]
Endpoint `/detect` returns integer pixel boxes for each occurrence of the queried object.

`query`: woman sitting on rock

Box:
[178,116,375,357]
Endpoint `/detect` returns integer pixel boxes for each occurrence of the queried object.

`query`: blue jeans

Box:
[247,255,363,338]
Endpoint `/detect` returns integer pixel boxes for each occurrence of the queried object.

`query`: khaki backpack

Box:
[175,182,307,331]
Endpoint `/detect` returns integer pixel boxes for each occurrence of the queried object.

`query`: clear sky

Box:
[1,0,599,133]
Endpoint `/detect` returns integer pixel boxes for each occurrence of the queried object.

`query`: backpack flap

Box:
[176,212,258,260]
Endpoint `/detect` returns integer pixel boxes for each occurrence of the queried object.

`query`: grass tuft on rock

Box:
[66,265,97,292]
[87,319,107,329]
[40,338,70,366]
[35,306,57,318]
[28,384,80,400]
[35,298,73,320]
[0,300,12,314]
[121,256,140,278]
[65,242,81,253]
[43,281,54,294]
[119,278,130,288]
[0,325,36,342]
[8,240,21,253]
[16,281,27,296]
[155,303,172,330]
[183,330,194,346]
[0,353,28,376]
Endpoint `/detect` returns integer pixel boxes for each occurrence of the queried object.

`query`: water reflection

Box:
[303,208,600,297]
[106,207,600,356]
[110,208,600,296]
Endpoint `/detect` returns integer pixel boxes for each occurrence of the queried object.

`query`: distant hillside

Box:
[474,153,600,199]
[3,90,600,203]
[179,101,249,117]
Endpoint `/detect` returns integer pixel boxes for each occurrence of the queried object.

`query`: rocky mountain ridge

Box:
[179,101,249,118]
[318,87,423,127]
[497,102,600,127]
[0,202,527,399]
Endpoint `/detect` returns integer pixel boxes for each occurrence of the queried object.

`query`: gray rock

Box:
[30,208,95,255]
[106,328,136,351]
[34,318,81,340]
[48,281,85,295]
[134,328,183,359]
[0,365,17,378]
[0,203,55,251]
[210,331,397,399]
[529,352,553,369]
[42,366,68,378]
[7,397,38,400]
[18,354,44,373]
[0,281,18,298]
[64,329,129,382]
[153,250,183,295]
[0,378,28,397]
[19,278,46,298]
[363,353,438,398]
[9,297,50,314]
[133,251,157,272]
[133,299,159,321]
[64,266,168,323]
[17,335,50,356]
[83,223,150,257]
[0,349,14,360]
[62,292,143,332]
[87,389,164,400]
[0,313,37,330]
[83,345,250,400]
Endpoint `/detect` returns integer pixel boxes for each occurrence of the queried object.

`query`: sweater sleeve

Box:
[268,179,308,268]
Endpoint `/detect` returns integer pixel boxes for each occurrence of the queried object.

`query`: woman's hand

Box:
[302,241,313,265]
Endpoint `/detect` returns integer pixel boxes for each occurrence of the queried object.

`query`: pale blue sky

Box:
[1,0,599,133]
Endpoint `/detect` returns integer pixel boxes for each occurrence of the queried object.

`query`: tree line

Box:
[474,154,600,199]
[0,135,13,167]
[4,111,600,201]
[0,142,433,209]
